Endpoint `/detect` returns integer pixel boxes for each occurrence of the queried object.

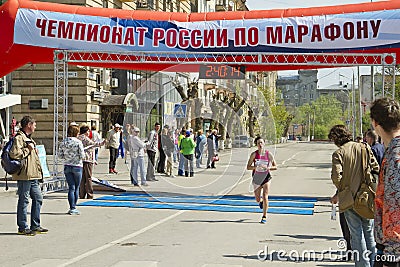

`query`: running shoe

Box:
[260,216,267,224]
[259,201,263,209]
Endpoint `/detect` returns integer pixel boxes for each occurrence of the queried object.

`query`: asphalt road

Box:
[0,141,354,267]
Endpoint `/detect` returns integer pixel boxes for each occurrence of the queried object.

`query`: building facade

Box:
[11,0,191,152]
[276,70,318,110]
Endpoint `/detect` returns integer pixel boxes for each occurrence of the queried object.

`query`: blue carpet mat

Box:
[96,195,315,208]
[118,192,317,202]
[78,200,314,215]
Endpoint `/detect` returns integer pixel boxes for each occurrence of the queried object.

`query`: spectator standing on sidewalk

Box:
[9,115,46,235]
[78,124,104,199]
[177,128,186,176]
[195,130,206,168]
[370,98,400,267]
[128,127,147,186]
[329,124,379,267]
[161,128,175,177]
[122,124,131,164]
[91,124,101,163]
[59,125,85,215]
[173,128,179,163]
[146,122,160,181]
[246,136,277,224]
[157,125,169,174]
[180,130,196,177]
[207,130,217,169]
[106,123,121,174]
[365,129,385,166]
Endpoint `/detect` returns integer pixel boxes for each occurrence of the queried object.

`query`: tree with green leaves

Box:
[258,87,292,142]
[293,95,344,140]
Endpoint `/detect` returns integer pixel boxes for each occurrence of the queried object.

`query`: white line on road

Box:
[281,152,301,166]
[57,211,185,267]
[57,167,253,266]
[58,150,304,266]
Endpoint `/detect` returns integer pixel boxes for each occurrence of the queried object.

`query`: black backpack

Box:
[1,135,26,190]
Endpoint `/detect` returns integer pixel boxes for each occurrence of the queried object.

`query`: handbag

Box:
[212,155,219,162]
[353,144,376,219]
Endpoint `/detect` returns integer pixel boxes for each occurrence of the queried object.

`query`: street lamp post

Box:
[340,73,356,138]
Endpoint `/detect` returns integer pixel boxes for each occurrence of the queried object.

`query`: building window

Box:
[29,99,48,110]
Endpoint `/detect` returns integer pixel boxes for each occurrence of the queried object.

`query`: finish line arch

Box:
[2,0,400,75]
[51,50,396,180]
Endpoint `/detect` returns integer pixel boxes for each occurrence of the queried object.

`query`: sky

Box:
[245,0,377,88]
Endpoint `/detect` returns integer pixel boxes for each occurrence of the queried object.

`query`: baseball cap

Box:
[133,127,140,132]
[114,123,121,128]
[186,130,191,136]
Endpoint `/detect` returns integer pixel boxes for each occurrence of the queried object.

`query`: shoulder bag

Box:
[353,144,376,219]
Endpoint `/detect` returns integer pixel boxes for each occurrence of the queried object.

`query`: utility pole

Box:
[308,112,311,142]
[312,107,315,140]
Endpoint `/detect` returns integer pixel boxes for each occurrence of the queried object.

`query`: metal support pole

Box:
[358,66,363,137]
[352,72,356,138]
[392,65,396,98]
[53,51,68,177]
[382,65,385,97]
[371,66,375,101]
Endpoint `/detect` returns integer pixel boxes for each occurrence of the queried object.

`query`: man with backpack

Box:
[9,116,46,236]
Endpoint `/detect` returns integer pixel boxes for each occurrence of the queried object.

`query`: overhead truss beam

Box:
[64,51,396,66]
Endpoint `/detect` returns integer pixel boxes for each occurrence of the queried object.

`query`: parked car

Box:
[233,135,250,148]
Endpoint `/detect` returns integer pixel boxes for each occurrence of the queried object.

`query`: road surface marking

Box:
[57,211,185,267]
[111,261,158,267]
[281,152,301,166]
[26,259,69,266]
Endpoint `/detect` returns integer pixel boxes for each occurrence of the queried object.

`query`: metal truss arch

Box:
[47,50,396,192]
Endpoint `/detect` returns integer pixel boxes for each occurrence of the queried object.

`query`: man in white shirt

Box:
[106,123,121,174]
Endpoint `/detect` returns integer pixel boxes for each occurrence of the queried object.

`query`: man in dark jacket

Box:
[207,130,217,169]
[9,116,46,236]
[365,129,385,166]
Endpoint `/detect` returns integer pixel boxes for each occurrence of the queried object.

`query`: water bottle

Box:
[331,204,337,220]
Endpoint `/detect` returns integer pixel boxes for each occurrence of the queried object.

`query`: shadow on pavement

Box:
[180,219,255,224]
[274,233,340,241]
